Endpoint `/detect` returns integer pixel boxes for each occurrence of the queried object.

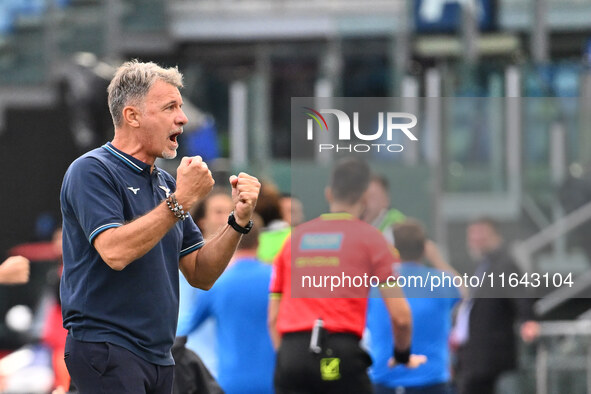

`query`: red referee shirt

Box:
[270,213,397,338]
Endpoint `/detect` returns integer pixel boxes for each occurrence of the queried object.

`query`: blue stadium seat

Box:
[0,0,70,35]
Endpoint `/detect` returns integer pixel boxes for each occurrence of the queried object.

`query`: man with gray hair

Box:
[60,60,260,393]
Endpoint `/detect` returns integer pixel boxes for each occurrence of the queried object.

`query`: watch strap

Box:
[228,211,253,234]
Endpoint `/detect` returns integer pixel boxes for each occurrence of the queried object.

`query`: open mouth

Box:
[169,131,182,143]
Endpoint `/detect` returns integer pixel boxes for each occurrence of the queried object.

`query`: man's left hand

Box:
[229,172,261,226]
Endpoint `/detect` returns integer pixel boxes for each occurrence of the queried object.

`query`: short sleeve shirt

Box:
[366,263,461,387]
[60,142,204,365]
[270,213,397,337]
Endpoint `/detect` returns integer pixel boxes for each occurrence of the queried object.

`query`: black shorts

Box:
[64,334,174,394]
[274,331,373,394]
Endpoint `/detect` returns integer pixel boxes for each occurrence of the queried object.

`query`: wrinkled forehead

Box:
[144,80,183,103]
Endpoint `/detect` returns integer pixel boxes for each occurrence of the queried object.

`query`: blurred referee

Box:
[268,158,425,394]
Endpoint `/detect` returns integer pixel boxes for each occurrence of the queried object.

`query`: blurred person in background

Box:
[0,255,30,391]
[190,187,234,237]
[361,174,406,244]
[269,158,425,394]
[256,181,291,264]
[452,218,539,394]
[0,255,29,284]
[0,228,63,393]
[178,213,275,394]
[177,187,234,376]
[41,227,71,393]
[362,173,453,275]
[279,193,304,228]
[366,219,462,394]
[60,60,260,393]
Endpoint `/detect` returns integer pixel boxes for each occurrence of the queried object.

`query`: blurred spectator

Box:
[178,214,275,394]
[41,227,70,393]
[366,219,462,394]
[361,174,406,244]
[362,174,454,274]
[255,181,284,226]
[279,193,304,227]
[0,227,64,392]
[178,187,234,377]
[190,187,234,237]
[0,256,30,284]
[256,181,290,264]
[8,227,62,263]
[452,218,539,394]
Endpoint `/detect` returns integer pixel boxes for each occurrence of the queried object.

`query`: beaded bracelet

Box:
[165,193,190,221]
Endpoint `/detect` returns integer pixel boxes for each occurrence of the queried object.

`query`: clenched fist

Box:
[0,256,30,285]
[229,173,261,226]
[175,156,215,211]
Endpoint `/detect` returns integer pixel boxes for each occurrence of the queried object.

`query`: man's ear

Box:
[324,187,332,204]
[122,105,141,128]
[361,188,370,206]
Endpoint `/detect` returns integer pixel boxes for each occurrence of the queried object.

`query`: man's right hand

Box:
[388,354,428,369]
[175,156,215,210]
[0,256,30,284]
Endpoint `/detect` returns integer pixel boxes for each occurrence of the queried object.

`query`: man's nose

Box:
[177,109,188,125]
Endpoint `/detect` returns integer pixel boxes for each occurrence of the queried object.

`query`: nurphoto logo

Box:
[303,107,418,153]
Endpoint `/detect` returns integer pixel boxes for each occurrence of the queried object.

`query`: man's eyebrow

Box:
[162,100,182,108]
